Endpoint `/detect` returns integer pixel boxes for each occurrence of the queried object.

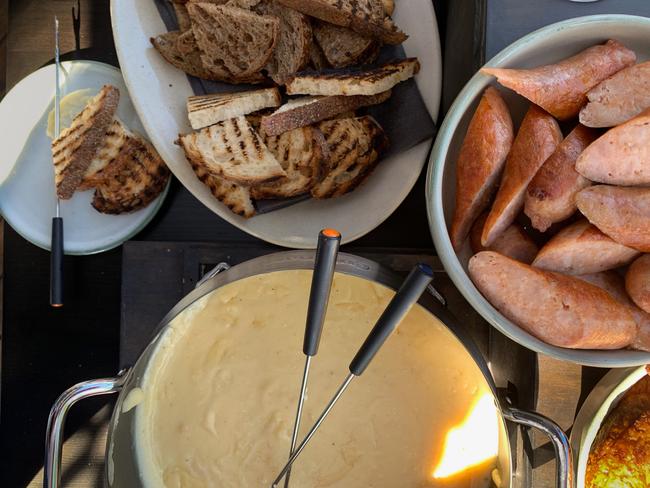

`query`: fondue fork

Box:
[284,229,341,488]
[271,264,434,488]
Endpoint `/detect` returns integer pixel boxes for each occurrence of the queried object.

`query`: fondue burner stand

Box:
[119,241,538,487]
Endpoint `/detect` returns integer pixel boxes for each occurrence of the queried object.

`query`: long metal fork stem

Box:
[283,355,311,488]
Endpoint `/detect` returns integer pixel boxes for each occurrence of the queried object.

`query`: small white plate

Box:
[0,60,168,255]
[110,0,442,249]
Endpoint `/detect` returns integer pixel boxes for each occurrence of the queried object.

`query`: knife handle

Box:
[50,217,64,307]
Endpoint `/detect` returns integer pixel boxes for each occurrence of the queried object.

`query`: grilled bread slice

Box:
[52,85,120,200]
[256,1,312,84]
[178,116,286,185]
[312,116,388,198]
[251,126,328,199]
[186,147,256,218]
[313,21,378,68]
[188,88,281,130]
[276,0,406,45]
[92,135,170,214]
[187,3,279,79]
[260,90,391,136]
[286,58,420,96]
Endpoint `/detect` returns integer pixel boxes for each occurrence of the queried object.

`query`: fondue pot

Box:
[44,251,573,488]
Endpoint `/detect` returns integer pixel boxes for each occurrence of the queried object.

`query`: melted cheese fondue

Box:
[135,271,499,487]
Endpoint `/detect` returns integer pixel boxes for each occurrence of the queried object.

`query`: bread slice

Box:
[276,0,406,45]
[187,3,279,79]
[187,88,281,130]
[172,1,192,30]
[308,41,330,70]
[51,85,120,200]
[286,58,420,96]
[381,0,394,16]
[311,116,388,198]
[260,90,391,136]
[178,116,286,185]
[256,1,312,84]
[313,21,378,68]
[151,31,265,84]
[92,135,171,214]
[186,147,256,218]
[251,126,328,199]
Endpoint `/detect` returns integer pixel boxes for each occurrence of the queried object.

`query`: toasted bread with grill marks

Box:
[91,135,170,214]
[251,126,328,199]
[260,90,390,136]
[286,58,420,96]
[313,21,378,68]
[52,85,120,200]
[178,116,286,185]
[276,0,406,45]
[311,116,388,198]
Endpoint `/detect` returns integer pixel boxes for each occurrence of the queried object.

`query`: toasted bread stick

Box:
[470,213,538,264]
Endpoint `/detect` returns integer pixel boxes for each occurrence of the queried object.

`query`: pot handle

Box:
[44,372,127,488]
[503,407,574,488]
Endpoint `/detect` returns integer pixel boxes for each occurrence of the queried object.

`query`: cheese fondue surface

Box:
[135,270,498,487]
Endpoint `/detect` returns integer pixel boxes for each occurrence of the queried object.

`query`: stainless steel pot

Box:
[45,251,573,488]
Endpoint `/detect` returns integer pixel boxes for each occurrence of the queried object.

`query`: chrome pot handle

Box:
[503,407,574,488]
[44,372,128,488]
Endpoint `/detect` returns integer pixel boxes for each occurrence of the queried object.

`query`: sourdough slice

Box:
[313,21,378,68]
[172,1,192,30]
[52,85,120,200]
[286,58,420,96]
[186,147,256,217]
[77,118,133,191]
[151,31,265,83]
[256,1,312,84]
[311,116,388,198]
[309,40,331,70]
[251,126,328,199]
[187,88,281,130]
[260,90,391,136]
[276,0,406,45]
[187,3,279,79]
[92,135,171,214]
[178,116,285,185]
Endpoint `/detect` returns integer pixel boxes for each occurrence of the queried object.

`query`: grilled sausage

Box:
[626,255,650,314]
[468,251,636,349]
[470,213,538,264]
[482,105,562,246]
[524,124,599,232]
[481,40,636,120]
[450,87,514,250]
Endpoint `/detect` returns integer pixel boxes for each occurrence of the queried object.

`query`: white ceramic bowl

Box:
[426,15,650,367]
[570,366,648,487]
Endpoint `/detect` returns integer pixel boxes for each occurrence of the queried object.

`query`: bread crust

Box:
[626,255,650,315]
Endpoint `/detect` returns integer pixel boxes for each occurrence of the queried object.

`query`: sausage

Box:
[532,219,640,274]
[482,105,562,246]
[575,109,650,186]
[524,124,599,232]
[481,40,636,120]
[626,254,650,314]
[579,271,650,352]
[468,251,636,349]
[579,61,650,128]
[450,87,514,250]
[576,185,650,252]
[470,213,538,264]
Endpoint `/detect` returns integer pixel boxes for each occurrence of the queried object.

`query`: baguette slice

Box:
[626,255,650,315]
[532,220,640,275]
[178,116,285,185]
[286,58,420,96]
[482,105,562,246]
[188,3,279,79]
[92,135,171,214]
[468,251,637,349]
[260,90,391,136]
[311,116,388,198]
[450,87,513,250]
[251,126,328,199]
[256,1,312,84]
[187,88,281,130]
[313,21,378,69]
[52,85,120,200]
[276,0,406,45]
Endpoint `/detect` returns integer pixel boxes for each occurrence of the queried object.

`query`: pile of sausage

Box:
[450,39,650,351]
